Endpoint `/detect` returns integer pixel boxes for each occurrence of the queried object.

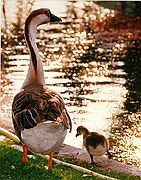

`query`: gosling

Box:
[76,126,112,163]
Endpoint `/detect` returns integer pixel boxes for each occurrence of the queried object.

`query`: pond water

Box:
[1,0,141,167]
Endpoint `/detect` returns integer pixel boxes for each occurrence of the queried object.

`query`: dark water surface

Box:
[1,0,141,167]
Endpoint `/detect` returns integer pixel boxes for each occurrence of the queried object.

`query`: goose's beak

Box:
[50,13,62,22]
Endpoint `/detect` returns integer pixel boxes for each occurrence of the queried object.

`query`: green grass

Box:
[0,136,140,180]
[58,155,140,180]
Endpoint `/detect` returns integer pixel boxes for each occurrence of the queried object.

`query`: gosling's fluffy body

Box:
[76,126,112,163]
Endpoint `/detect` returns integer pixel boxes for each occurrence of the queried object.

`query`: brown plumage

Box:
[76,126,112,164]
[12,8,72,169]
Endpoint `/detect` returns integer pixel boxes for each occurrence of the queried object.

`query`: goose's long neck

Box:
[22,16,46,88]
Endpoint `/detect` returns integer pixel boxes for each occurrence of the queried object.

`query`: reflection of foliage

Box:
[96,1,141,17]
[80,44,96,63]
[109,40,141,167]
[102,14,141,37]
[123,40,141,113]
[1,0,35,66]
[66,0,78,20]
[110,113,141,167]
[82,2,141,40]
[120,1,141,17]
[16,0,36,26]
[6,24,24,47]
[2,0,36,41]
[62,59,93,106]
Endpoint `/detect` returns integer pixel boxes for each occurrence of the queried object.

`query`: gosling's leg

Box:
[106,150,112,159]
[22,144,28,163]
[47,152,53,169]
[90,154,100,166]
[90,154,94,164]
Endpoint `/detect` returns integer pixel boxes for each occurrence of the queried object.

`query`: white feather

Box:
[21,122,67,154]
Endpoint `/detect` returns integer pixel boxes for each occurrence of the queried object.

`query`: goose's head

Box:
[76,126,89,137]
[25,8,62,28]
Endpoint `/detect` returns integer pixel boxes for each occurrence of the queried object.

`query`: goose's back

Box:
[12,86,71,141]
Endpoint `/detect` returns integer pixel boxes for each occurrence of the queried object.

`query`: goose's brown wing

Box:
[44,88,72,132]
[12,87,72,140]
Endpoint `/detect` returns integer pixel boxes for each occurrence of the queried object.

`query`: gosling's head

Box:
[76,126,89,137]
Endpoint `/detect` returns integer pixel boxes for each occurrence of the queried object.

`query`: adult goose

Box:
[76,126,112,164]
[12,8,72,169]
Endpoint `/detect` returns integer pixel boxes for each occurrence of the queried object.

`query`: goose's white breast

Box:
[21,122,67,155]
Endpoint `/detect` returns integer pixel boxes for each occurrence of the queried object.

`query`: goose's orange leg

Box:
[22,144,28,163]
[47,152,53,169]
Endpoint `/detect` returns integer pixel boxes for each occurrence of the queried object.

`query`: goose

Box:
[12,8,72,169]
[76,126,112,164]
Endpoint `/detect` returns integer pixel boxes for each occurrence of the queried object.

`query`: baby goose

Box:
[76,126,112,163]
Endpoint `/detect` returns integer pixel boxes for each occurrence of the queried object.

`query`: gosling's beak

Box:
[50,13,62,22]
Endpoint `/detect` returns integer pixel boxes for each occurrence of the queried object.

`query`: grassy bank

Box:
[0,136,140,180]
